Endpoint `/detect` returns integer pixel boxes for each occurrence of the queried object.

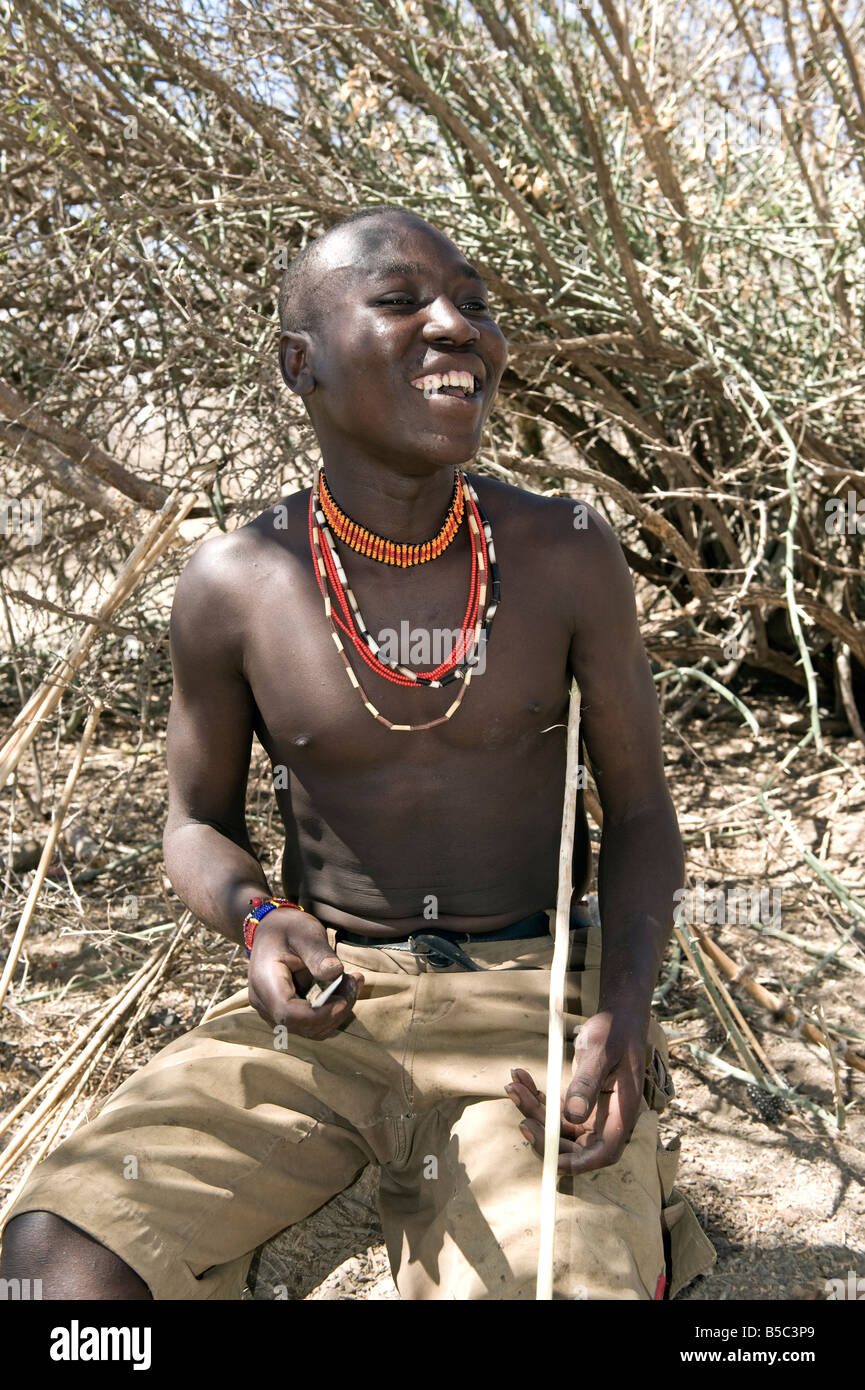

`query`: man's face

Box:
[279,215,509,474]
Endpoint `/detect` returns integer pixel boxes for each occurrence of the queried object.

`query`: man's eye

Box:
[377,296,489,312]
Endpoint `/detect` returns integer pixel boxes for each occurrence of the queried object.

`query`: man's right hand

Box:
[247,908,364,1039]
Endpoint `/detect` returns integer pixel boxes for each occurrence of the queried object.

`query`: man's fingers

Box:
[261,985,357,1039]
[311,969,363,1019]
[277,990,352,1037]
[517,1115,546,1154]
[506,1072,546,1125]
[511,1068,544,1102]
[248,957,298,1028]
[564,1049,608,1123]
[506,1068,588,1140]
[556,1134,618,1176]
[517,1116,596,1158]
[557,1092,628,1175]
[289,927,345,984]
[253,912,344,984]
[295,970,363,1035]
[251,958,363,1038]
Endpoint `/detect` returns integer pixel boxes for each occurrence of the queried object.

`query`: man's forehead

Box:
[318,220,483,284]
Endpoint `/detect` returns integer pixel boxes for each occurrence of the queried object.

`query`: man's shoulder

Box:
[173,490,312,605]
[469,471,621,566]
[470,471,634,641]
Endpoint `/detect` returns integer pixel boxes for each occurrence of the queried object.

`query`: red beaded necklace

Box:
[308,466,501,731]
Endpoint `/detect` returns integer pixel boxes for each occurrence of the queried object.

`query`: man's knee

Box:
[0,1211,152,1300]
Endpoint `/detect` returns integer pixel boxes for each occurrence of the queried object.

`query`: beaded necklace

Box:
[308,466,501,731]
[319,466,464,566]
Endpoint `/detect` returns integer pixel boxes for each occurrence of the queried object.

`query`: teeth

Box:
[411,370,477,395]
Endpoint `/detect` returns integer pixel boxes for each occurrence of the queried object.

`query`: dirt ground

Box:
[1,686,863,1301]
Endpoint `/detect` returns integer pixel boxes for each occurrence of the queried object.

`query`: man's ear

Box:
[279,332,315,394]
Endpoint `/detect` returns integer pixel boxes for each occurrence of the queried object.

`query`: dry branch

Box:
[0,380,168,512]
[691,923,865,1077]
[537,679,581,1301]
[0,700,103,1009]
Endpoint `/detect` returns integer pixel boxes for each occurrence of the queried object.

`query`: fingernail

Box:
[519,1126,532,1143]
[504,1084,516,1097]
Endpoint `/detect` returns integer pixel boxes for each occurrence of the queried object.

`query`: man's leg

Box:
[371,928,711,1300]
[380,1092,667,1300]
[1,1212,152,1300]
[0,961,415,1300]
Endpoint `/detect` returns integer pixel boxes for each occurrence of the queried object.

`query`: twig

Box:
[672,1043,836,1125]
[690,923,865,1075]
[836,643,865,748]
[674,920,766,1084]
[0,920,191,1191]
[817,1004,846,1131]
[537,679,581,1302]
[653,666,759,734]
[0,701,103,1009]
[759,925,865,977]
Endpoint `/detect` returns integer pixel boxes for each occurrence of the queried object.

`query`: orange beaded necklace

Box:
[318,466,464,565]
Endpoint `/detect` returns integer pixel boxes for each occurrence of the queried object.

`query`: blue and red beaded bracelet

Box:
[243,897,304,957]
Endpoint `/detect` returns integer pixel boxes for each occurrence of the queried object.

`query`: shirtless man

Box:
[0,205,713,1300]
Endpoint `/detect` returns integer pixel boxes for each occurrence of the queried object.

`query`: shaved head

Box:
[278,204,446,338]
[276,201,508,471]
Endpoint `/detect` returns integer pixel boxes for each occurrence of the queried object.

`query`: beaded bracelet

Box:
[243,897,304,957]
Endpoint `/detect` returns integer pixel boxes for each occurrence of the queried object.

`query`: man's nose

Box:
[422,295,480,344]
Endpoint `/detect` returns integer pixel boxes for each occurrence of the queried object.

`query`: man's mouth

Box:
[409,370,482,401]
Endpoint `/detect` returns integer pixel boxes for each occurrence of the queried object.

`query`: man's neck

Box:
[319,455,466,544]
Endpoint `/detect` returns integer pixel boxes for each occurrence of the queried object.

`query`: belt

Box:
[336,901,594,971]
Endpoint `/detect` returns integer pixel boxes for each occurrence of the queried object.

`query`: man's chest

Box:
[240,540,574,768]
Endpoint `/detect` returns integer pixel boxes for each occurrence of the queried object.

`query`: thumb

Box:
[291,920,344,982]
[564,1049,607,1123]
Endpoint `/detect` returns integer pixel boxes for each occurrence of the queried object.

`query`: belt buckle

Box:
[407,933,485,971]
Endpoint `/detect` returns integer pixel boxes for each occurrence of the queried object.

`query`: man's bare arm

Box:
[162,535,363,1036]
[508,502,683,1172]
[568,505,683,1027]
[163,537,270,945]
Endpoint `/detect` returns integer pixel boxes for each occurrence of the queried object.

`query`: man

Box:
[0,205,714,1300]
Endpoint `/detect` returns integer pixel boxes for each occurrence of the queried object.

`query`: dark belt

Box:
[336,902,593,971]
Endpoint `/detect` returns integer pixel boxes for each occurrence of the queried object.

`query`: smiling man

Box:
[0,205,714,1301]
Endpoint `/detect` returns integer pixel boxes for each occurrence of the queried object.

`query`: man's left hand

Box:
[506,1011,647,1176]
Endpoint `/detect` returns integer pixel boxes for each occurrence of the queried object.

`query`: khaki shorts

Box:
[2,920,715,1300]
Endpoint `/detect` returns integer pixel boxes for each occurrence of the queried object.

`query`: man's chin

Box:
[411,430,485,471]
[312,420,484,474]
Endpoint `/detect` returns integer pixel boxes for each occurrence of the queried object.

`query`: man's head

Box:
[278,205,508,475]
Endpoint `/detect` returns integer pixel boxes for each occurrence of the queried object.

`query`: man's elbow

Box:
[599,788,679,833]
[163,810,253,855]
